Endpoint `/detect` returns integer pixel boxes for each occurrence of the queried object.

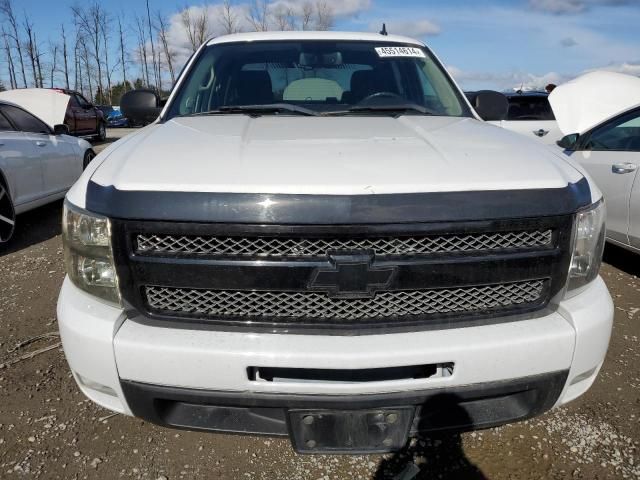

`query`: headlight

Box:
[62,201,121,305]
[566,199,605,296]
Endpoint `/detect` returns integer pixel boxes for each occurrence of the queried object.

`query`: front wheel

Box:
[0,176,16,243]
[83,149,96,170]
[94,122,107,142]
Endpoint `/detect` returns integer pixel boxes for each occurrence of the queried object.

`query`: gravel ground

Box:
[0,129,638,479]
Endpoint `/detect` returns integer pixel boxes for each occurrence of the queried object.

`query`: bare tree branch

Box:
[0,0,27,87]
[23,14,39,87]
[315,1,334,31]
[247,0,270,32]
[117,15,127,90]
[61,24,70,89]
[2,27,17,88]
[181,5,210,53]
[219,0,240,35]
[301,2,314,31]
[156,11,176,85]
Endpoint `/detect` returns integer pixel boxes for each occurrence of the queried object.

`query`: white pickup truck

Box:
[57,31,613,454]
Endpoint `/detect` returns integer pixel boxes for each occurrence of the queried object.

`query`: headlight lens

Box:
[62,201,121,305]
[566,199,605,296]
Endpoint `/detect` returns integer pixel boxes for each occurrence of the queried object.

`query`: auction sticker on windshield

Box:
[375,46,426,58]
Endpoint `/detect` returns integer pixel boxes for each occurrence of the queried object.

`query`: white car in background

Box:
[0,92,95,243]
[551,71,640,253]
[466,90,562,145]
[493,91,563,145]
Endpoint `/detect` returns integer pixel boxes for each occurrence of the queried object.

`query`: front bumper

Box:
[57,276,613,440]
[121,371,567,442]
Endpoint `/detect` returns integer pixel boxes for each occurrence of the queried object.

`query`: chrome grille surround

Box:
[136,230,553,258]
[144,280,546,322]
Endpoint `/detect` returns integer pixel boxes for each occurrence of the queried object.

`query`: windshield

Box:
[166,40,470,119]
[506,96,555,121]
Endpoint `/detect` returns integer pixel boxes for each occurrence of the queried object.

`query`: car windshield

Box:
[166,40,470,119]
[506,96,555,121]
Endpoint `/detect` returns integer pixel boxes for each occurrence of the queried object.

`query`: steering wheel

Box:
[358,92,404,104]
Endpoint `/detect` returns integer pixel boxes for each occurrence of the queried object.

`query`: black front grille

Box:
[111,216,573,333]
[135,230,553,258]
[144,280,547,322]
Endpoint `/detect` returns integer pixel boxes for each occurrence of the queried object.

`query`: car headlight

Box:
[62,201,121,305]
[566,199,606,297]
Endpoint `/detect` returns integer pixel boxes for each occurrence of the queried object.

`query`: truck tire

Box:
[0,174,16,243]
[94,122,107,142]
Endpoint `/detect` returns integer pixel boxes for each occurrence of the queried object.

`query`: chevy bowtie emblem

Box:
[308,254,396,298]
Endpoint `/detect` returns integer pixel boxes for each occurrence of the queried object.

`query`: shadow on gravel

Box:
[0,200,63,257]
[375,396,487,480]
[603,243,640,278]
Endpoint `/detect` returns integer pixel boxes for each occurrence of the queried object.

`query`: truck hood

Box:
[0,88,69,129]
[549,71,640,136]
[89,114,584,196]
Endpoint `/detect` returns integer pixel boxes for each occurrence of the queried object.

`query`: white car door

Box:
[1,103,79,196]
[617,111,640,250]
[0,106,44,208]
[572,107,640,246]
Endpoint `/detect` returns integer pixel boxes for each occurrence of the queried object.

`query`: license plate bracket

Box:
[288,407,414,454]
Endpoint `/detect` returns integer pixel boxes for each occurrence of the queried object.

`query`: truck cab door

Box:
[574,108,640,247]
[74,93,96,133]
[0,107,44,208]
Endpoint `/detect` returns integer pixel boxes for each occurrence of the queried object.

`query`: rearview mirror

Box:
[53,124,70,135]
[557,133,579,150]
[120,89,161,126]
[468,90,508,121]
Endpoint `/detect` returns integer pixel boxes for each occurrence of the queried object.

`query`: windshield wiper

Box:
[328,103,437,116]
[187,103,320,117]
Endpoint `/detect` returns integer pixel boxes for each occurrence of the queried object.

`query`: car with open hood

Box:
[56,31,613,455]
[0,91,95,243]
[0,88,107,141]
[550,71,640,253]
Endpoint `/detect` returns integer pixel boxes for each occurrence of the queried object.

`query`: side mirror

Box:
[53,124,70,135]
[557,133,579,150]
[120,89,162,125]
[469,90,509,121]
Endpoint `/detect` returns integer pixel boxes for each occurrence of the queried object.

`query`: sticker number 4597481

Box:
[375,46,426,58]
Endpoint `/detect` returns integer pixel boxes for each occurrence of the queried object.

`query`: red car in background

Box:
[51,88,107,141]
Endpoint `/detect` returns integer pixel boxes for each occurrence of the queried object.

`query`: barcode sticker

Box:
[375,46,426,58]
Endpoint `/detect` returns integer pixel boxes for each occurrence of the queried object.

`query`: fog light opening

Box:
[569,366,598,386]
[76,373,117,397]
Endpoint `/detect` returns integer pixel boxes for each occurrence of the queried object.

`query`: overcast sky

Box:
[8,0,640,91]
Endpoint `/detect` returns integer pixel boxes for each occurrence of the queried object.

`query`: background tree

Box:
[156,12,176,85]
[23,15,39,87]
[247,0,270,32]
[219,0,240,34]
[2,27,16,88]
[49,42,58,88]
[181,6,210,53]
[117,15,127,91]
[71,2,106,102]
[0,0,27,87]
[61,24,70,89]
[134,15,150,88]
[145,0,160,92]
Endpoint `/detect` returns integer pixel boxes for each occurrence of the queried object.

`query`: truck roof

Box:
[207,31,425,47]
